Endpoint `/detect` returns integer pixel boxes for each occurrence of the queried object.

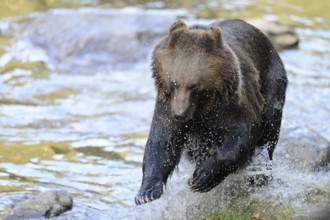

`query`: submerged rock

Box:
[2,8,177,71]
[277,131,330,172]
[247,19,299,50]
[3,190,73,219]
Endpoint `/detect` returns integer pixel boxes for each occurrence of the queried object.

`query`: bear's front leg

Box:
[135,113,183,205]
[189,124,255,192]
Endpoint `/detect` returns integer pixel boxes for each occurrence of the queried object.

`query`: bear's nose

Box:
[173,111,186,121]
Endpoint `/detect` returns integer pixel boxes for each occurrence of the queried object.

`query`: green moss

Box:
[0,60,48,75]
[33,87,79,104]
[50,143,71,155]
[276,205,294,219]
[0,207,13,218]
[0,0,88,19]
[0,141,55,164]
[75,146,123,160]
[206,197,299,220]
[125,132,148,139]
[206,209,255,220]
[0,97,37,106]
[0,184,31,192]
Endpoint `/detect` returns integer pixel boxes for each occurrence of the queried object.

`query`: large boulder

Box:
[2,8,176,71]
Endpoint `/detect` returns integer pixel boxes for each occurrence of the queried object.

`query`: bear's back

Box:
[214,19,287,99]
[214,19,277,75]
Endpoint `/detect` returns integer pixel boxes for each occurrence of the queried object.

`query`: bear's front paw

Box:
[189,160,223,193]
[189,167,217,193]
[135,181,163,205]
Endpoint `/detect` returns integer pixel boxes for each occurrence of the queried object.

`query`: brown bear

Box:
[135,19,287,205]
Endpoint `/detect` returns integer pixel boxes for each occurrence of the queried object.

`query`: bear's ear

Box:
[168,20,188,48]
[169,20,188,35]
[209,26,223,46]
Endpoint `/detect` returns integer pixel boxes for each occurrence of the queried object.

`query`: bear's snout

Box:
[172,101,191,121]
[171,89,193,121]
[173,109,188,121]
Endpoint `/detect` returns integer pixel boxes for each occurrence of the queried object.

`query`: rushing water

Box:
[0,0,329,219]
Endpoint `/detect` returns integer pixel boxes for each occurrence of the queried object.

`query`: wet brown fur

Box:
[152,20,264,120]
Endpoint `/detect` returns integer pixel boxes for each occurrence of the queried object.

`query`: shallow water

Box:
[0,0,329,219]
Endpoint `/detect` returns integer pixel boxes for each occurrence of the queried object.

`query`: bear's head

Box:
[152,20,242,122]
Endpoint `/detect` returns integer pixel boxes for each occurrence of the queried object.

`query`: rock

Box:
[160,158,330,220]
[276,125,330,172]
[2,8,176,71]
[315,207,330,220]
[158,129,330,220]
[247,19,299,50]
[3,190,73,219]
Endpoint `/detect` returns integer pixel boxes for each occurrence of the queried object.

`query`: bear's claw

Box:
[189,175,216,193]
[135,184,163,205]
[188,161,221,193]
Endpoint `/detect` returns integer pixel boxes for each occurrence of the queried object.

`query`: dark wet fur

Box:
[135,19,287,205]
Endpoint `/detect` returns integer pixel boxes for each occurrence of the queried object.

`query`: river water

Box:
[0,0,329,219]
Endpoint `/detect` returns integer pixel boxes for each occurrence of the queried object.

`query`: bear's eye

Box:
[189,83,200,92]
[170,81,177,91]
